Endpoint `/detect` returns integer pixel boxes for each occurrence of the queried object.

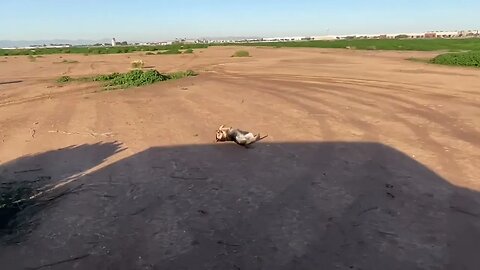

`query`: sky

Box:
[1,0,479,42]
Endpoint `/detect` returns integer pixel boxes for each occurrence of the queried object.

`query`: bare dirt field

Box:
[1,47,479,269]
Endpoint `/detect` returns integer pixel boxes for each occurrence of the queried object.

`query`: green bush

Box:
[103,69,170,89]
[93,72,122,81]
[57,76,72,83]
[157,49,182,55]
[168,70,198,79]
[431,51,480,67]
[60,59,79,64]
[55,69,198,89]
[232,50,250,57]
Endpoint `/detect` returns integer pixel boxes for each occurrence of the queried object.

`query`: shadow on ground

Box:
[0,142,479,270]
[0,142,123,244]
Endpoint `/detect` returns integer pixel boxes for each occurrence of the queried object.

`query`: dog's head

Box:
[216,130,225,141]
[215,125,230,142]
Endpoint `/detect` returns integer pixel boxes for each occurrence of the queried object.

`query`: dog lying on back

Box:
[215,125,268,147]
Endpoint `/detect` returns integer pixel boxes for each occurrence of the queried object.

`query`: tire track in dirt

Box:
[210,76,336,140]
[216,75,379,141]
[284,80,472,181]
[233,72,480,105]
[215,73,471,181]
[274,86,468,182]
[93,95,151,151]
[0,91,81,161]
[0,84,97,108]
[243,74,480,148]
[180,78,334,140]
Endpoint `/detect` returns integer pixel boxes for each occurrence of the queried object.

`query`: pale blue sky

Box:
[1,0,479,41]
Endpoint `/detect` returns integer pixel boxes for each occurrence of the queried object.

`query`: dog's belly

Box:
[235,132,256,144]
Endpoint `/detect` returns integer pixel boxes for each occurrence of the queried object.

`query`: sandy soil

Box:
[0,47,479,269]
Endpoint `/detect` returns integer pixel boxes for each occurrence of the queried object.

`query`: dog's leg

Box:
[256,134,268,142]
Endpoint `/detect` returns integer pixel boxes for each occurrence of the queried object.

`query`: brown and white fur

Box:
[215,125,267,147]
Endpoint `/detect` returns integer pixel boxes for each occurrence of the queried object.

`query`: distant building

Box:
[432,31,458,38]
[111,38,117,46]
[312,35,339,40]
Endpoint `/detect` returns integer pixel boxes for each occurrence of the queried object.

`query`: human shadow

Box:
[0,142,479,270]
[0,141,124,244]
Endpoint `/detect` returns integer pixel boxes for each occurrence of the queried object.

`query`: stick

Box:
[48,130,114,138]
[26,254,90,270]
[450,206,479,218]
[14,168,43,174]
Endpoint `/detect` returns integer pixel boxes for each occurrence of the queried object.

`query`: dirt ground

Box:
[0,47,479,269]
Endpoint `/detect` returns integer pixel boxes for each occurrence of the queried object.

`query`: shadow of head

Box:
[0,141,124,244]
[1,142,479,270]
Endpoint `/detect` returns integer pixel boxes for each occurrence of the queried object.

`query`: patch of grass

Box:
[53,59,78,64]
[131,60,145,69]
[157,49,182,55]
[183,49,194,54]
[430,51,480,67]
[232,50,250,57]
[0,180,39,243]
[56,76,73,83]
[93,72,122,81]
[102,69,170,89]
[168,70,198,79]
[0,177,79,244]
[56,69,198,90]
[60,59,79,64]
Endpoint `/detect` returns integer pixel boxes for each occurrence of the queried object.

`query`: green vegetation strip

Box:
[57,69,197,90]
[0,44,208,56]
[220,38,480,52]
[4,39,480,57]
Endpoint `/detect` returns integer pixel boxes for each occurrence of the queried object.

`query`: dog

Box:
[215,125,268,148]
